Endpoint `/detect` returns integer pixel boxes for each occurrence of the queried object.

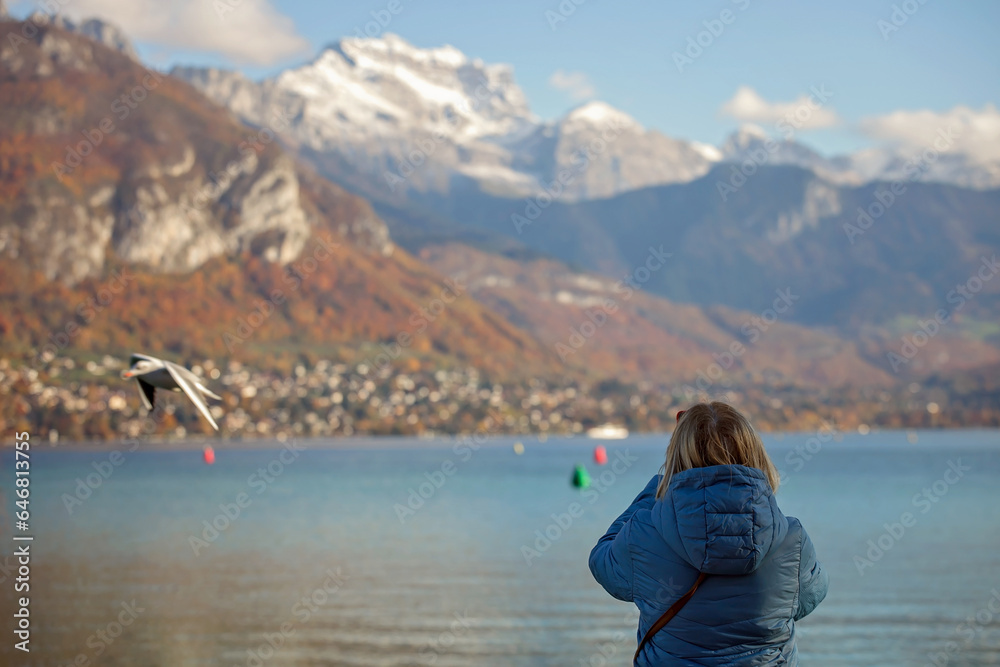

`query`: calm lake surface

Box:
[2,430,999,666]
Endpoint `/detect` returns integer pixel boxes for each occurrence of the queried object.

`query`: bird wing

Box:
[171,364,222,401]
[195,382,222,401]
[136,378,156,411]
[129,352,156,367]
[165,362,219,431]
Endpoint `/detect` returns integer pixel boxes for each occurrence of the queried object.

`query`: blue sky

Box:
[15,0,1000,155]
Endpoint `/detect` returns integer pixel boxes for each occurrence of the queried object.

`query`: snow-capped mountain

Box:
[176,35,537,198]
[508,101,717,200]
[719,124,862,186]
[174,34,999,203]
[721,124,834,173]
[846,145,1000,190]
[719,123,1000,190]
[173,34,717,202]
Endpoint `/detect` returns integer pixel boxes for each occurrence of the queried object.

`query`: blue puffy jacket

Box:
[589,465,828,666]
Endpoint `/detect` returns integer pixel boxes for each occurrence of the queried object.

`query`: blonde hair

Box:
[655,402,779,499]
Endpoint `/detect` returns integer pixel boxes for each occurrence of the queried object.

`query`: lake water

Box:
[1,430,999,666]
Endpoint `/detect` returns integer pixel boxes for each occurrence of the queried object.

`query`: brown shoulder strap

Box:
[633,572,707,665]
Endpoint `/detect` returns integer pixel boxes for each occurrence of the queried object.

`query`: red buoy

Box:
[593,445,608,465]
[203,445,215,465]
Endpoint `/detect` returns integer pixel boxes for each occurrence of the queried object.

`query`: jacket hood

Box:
[651,464,788,576]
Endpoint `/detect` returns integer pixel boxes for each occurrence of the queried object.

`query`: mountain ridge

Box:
[173,33,1000,195]
[3,16,999,441]
[172,34,721,203]
[0,16,927,389]
[0,16,562,380]
[164,30,1000,383]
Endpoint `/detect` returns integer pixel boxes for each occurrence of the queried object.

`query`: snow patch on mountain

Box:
[174,34,716,202]
[719,123,1000,190]
[691,142,724,162]
[562,101,641,131]
[174,34,1000,200]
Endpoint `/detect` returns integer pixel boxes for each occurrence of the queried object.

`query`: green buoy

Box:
[571,464,591,489]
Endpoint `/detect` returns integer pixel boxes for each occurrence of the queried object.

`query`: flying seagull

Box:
[122,353,222,430]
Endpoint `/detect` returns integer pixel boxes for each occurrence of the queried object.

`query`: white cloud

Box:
[858,104,1000,164]
[64,0,311,66]
[720,85,840,130]
[548,69,596,102]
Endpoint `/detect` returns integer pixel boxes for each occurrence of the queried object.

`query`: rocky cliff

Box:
[0,17,560,381]
[172,34,720,203]
[0,18,390,284]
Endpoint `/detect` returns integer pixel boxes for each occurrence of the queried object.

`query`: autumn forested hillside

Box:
[0,17,555,377]
[1,16,997,442]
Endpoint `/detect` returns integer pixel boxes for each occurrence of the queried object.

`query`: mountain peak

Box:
[691,141,723,162]
[721,123,782,157]
[332,33,468,69]
[262,33,533,148]
[728,123,769,144]
[562,101,641,130]
[76,17,139,62]
[22,11,139,61]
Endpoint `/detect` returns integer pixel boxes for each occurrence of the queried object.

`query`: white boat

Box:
[586,424,629,439]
